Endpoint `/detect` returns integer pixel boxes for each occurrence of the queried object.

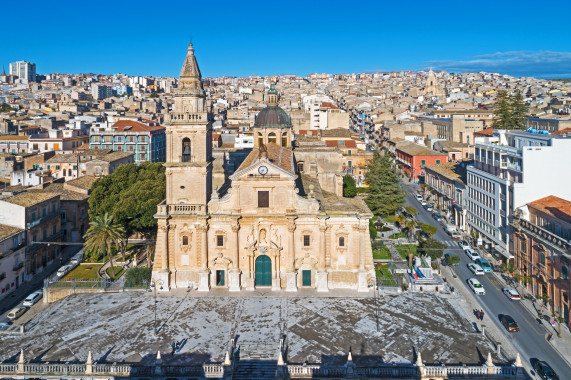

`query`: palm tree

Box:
[84,213,125,278]
[405,219,417,241]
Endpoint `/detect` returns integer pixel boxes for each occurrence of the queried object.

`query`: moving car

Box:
[467,263,485,275]
[432,212,444,223]
[56,264,72,278]
[502,288,521,301]
[533,360,559,380]
[500,314,519,332]
[464,248,480,261]
[22,291,43,307]
[458,240,471,250]
[475,258,492,273]
[468,278,485,295]
[7,307,26,321]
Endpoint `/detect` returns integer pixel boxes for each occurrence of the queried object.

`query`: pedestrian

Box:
[59,256,63,265]
[481,310,485,320]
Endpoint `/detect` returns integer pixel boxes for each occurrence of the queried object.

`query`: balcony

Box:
[27,231,64,254]
[516,219,571,254]
[13,262,23,271]
[478,142,522,156]
[26,211,59,229]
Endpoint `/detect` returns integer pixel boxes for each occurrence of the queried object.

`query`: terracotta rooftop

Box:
[528,196,571,224]
[474,128,494,136]
[397,144,448,157]
[66,175,98,191]
[321,128,352,138]
[236,143,293,174]
[424,161,469,185]
[552,127,571,135]
[325,140,357,149]
[3,191,59,207]
[28,184,89,201]
[46,154,79,164]
[0,135,30,141]
[111,120,165,133]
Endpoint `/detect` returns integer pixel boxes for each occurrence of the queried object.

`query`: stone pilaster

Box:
[317,223,328,292]
[197,223,209,291]
[286,220,297,292]
[228,223,241,292]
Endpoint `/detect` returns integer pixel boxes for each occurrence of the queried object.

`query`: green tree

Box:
[88,162,166,237]
[365,153,405,217]
[511,90,529,130]
[125,267,152,287]
[446,254,460,266]
[418,222,437,236]
[84,213,126,278]
[343,174,357,198]
[0,103,15,113]
[513,273,532,294]
[405,219,417,241]
[369,219,378,240]
[149,91,159,98]
[493,90,512,129]
[418,237,446,260]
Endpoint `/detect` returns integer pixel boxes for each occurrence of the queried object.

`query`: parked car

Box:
[502,288,521,301]
[420,200,427,206]
[445,224,457,234]
[458,240,471,250]
[22,291,43,307]
[444,253,460,266]
[56,264,72,278]
[7,307,26,321]
[500,314,519,332]
[464,248,480,261]
[467,263,485,275]
[450,233,463,240]
[468,278,485,295]
[432,212,444,223]
[415,194,423,202]
[533,360,559,380]
[475,258,492,273]
[70,251,84,266]
[424,204,434,212]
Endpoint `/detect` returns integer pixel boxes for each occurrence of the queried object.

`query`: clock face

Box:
[258,166,268,175]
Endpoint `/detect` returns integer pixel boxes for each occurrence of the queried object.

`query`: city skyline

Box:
[2,0,570,78]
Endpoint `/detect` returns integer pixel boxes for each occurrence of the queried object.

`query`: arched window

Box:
[257,132,263,147]
[339,237,345,247]
[562,265,568,280]
[297,161,304,173]
[539,250,546,266]
[268,132,277,144]
[182,138,191,162]
[182,236,188,246]
[281,132,288,147]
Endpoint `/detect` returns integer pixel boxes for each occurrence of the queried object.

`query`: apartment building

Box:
[467,130,571,261]
[91,84,114,100]
[9,61,36,83]
[511,196,570,329]
[0,192,62,279]
[0,224,26,300]
[89,120,166,164]
[395,143,449,183]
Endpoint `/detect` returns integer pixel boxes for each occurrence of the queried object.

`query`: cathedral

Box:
[152,44,375,292]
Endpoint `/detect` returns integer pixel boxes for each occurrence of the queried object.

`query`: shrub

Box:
[125,267,152,287]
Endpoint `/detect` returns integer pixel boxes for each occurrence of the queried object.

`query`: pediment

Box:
[230,158,296,181]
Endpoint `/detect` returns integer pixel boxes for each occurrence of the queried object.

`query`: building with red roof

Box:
[89,119,165,164]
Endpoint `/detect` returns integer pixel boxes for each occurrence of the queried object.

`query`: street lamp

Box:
[150,279,164,335]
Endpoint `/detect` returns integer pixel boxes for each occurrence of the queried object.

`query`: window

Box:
[421,160,426,168]
[303,235,311,247]
[258,191,269,208]
[521,239,526,253]
[216,235,224,247]
[562,266,568,280]
[436,160,440,164]
[297,162,304,173]
[339,237,345,247]
[182,236,188,246]
[539,250,546,266]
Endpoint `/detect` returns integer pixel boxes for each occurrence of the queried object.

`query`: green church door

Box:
[302,270,311,287]
[255,255,272,286]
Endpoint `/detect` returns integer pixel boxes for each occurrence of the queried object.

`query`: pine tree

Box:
[493,90,512,129]
[365,153,405,217]
[511,90,529,130]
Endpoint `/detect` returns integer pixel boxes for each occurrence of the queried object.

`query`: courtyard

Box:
[0,291,498,367]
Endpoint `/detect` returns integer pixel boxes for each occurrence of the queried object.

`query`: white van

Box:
[445,224,457,234]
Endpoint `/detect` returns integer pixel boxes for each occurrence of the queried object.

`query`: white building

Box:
[467,129,571,260]
[235,133,254,148]
[9,61,36,83]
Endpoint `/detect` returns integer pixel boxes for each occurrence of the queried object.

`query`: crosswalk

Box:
[443,240,459,247]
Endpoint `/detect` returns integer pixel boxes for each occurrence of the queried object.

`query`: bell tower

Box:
[164,43,212,210]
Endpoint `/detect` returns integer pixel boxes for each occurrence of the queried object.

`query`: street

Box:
[402,182,571,378]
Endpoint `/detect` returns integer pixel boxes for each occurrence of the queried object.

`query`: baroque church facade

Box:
[152,44,375,292]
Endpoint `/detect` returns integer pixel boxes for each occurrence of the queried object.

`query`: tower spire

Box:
[180,43,202,81]
[1,66,5,76]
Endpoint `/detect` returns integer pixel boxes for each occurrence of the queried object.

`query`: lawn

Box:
[106,265,125,279]
[373,247,391,260]
[63,264,103,280]
[389,232,408,239]
[375,264,397,286]
[394,244,417,260]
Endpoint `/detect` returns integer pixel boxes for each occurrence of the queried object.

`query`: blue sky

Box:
[2,0,570,78]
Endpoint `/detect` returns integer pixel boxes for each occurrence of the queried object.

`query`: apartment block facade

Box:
[467,130,571,261]
[89,120,166,164]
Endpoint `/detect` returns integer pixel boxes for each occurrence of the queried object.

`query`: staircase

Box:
[232,342,279,380]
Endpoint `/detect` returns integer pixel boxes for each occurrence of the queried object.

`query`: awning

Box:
[494,246,514,260]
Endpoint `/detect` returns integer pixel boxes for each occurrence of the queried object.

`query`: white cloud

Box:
[427,51,571,78]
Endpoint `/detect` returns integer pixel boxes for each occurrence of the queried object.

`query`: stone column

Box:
[159,223,169,271]
[152,222,170,291]
[316,224,329,292]
[197,223,210,292]
[229,223,241,292]
[286,220,297,292]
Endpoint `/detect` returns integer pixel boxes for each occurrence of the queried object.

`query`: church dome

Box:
[254,105,292,129]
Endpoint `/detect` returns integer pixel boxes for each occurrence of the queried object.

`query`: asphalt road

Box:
[402,182,571,378]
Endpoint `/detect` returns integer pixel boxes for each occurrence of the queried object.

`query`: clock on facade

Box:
[258,166,268,175]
